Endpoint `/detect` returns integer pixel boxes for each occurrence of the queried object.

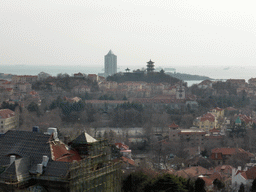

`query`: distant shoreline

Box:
[0,65,255,81]
[166,72,213,81]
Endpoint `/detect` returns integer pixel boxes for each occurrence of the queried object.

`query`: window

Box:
[1,121,3,124]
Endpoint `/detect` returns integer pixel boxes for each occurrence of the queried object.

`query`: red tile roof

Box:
[200,113,215,122]
[233,167,256,181]
[51,142,81,162]
[0,109,15,119]
[85,100,127,104]
[88,74,97,77]
[225,107,237,111]
[115,143,129,150]
[209,127,220,132]
[169,122,179,128]
[121,156,135,166]
[2,81,12,84]
[212,148,240,155]
[245,166,256,179]
[212,107,223,111]
[175,166,210,178]
[210,153,223,160]
[74,72,83,76]
[200,177,213,186]
[209,172,223,181]
[211,148,254,160]
[5,88,13,92]
[29,91,38,95]
[238,114,253,124]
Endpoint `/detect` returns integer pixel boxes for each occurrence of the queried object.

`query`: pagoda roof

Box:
[147,59,154,64]
[169,122,179,128]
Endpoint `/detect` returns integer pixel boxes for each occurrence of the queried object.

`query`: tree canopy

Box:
[122,171,194,192]
[107,71,180,85]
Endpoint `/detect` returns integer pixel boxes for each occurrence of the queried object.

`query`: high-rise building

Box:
[104,50,117,77]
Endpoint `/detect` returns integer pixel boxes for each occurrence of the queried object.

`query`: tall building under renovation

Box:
[104,50,117,77]
[0,128,121,191]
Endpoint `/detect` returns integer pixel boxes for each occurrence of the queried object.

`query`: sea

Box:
[1,65,255,87]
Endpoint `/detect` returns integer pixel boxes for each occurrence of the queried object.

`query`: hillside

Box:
[107,71,181,85]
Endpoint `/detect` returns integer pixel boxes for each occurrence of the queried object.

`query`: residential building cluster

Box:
[198,78,256,98]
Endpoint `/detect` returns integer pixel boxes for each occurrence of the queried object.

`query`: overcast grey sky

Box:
[1,0,256,68]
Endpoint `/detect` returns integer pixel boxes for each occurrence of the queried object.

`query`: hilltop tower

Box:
[104,50,117,77]
[146,59,155,73]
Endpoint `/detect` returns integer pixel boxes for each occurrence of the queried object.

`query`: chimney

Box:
[42,156,49,167]
[37,164,43,174]
[10,155,15,164]
[238,166,242,171]
[232,168,237,185]
[32,126,39,133]
[47,128,58,140]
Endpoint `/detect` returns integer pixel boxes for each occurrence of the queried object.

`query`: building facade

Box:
[12,75,38,83]
[105,50,117,77]
[0,109,18,133]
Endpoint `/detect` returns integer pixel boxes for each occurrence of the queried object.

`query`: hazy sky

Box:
[1,0,256,68]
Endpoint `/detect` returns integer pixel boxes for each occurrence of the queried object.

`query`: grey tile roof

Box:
[0,157,31,182]
[0,161,17,182]
[43,161,70,177]
[0,130,71,183]
[0,130,51,165]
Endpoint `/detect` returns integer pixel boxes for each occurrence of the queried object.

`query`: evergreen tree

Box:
[213,179,225,191]
[27,102,40,116]
[239,183,245,192]
[122,95,128,100]
[251,179,256,192]
[122,171,150,192]
[194,178,206,192]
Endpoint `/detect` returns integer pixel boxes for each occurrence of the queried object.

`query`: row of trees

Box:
[121,170,226,192]
[1,101,20,112]
[47,97,146,125]
[25,96,195,128]
[122,170,256,192]
[32,73,99,92]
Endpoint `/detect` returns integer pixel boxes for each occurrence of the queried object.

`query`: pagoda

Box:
[146,59,155,73]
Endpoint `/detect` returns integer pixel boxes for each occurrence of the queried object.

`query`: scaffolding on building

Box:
[69,139,122,192]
